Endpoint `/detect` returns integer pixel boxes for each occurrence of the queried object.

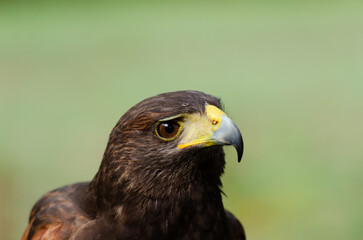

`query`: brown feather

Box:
[22,91,246,240]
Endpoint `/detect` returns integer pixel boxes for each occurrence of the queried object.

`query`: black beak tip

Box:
[234,135,244,163]
[237,144,243,163]
[237,150,243,163]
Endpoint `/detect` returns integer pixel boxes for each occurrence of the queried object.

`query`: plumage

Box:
[22,91,246,240]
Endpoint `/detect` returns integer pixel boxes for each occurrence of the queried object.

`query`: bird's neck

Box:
[115,184,230,239]
[82,173,230,239]
[81,148,230,238]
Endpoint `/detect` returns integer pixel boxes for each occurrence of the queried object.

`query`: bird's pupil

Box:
[164,123,174,133]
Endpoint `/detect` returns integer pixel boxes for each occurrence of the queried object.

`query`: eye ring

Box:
[155,120,182,141]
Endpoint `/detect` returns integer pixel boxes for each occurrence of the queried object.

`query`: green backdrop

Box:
[1,1,362,239]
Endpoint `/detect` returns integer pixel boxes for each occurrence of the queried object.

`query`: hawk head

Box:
[85,90,243,220]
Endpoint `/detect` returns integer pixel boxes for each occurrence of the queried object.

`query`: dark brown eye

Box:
[156,121,180,140]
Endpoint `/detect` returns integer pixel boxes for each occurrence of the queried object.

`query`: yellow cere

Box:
[205,105,226,131]
[177,104,227,149]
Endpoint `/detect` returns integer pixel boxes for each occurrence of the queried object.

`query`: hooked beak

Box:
[212,115,244,162]
[177,105,244,162]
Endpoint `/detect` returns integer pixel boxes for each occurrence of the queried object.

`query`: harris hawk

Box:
[22,91,246,240]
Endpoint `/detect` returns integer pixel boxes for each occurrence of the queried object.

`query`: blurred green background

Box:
[1,1,362,239]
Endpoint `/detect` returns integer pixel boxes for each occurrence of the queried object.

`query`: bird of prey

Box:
[22,91,245,240]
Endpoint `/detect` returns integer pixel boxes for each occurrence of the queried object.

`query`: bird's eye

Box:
[156,121,181,140]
